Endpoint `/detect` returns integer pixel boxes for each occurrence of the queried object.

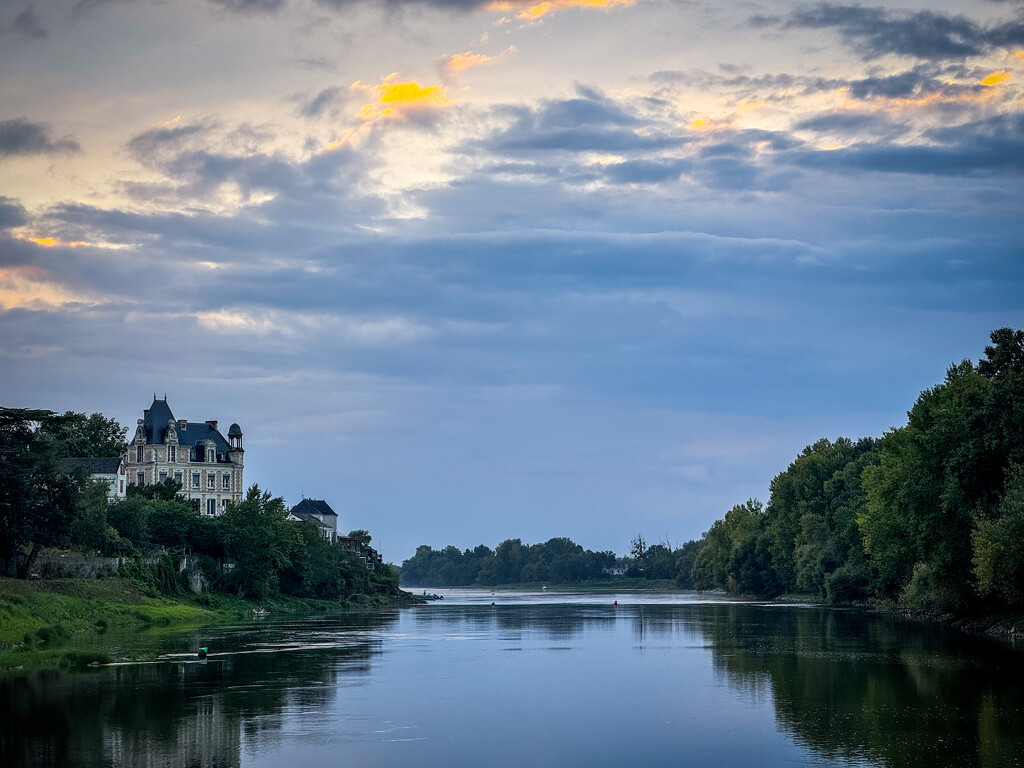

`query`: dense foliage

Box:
[0,410,397,602]
[400,538,618,586]
[684,326,1024,612]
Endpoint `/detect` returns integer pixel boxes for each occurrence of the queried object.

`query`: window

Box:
[222,474,230,490]
[136,472,145,485]
[169,446,176,462]
[158,471,167,483]
[221,499,228,510]
[208,474,215,489]
[207,498,216,515]
[174,471,182,485]
[119,480,124,494]
[136,446,143,462]
[192,473,200,488]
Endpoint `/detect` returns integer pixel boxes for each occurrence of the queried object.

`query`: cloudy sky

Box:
[2,0,1022,562]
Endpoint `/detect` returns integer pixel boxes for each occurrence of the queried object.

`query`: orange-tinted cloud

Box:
[0,266,94,309]
[354,75,452,121]
[447,51,495,74]
[489,0,633,21]
[439,46,515,79]
[689,117,734,133]
[15,233,92,248]
[979,70,1012,87]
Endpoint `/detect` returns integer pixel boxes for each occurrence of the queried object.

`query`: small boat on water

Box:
[420,591,444,601]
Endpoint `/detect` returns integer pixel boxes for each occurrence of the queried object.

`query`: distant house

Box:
[337,535,383,571]
[61,456,127,502]
[289,498,338,543]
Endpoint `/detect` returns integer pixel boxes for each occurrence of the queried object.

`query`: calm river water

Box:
[3,590,1024,767]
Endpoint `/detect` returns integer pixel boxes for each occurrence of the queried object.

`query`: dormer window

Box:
[136,446,143,463]
[169,446,176,463]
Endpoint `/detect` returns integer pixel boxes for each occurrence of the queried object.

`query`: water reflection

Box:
[3,599,1023,768]
[1,612,397,768]
[685,604,1024,768]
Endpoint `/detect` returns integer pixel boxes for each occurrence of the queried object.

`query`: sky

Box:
[1,0,1023,563]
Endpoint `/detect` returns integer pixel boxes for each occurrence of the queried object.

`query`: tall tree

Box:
[220,486,293,598]
[0,408,83,577]
[37,411,127,458]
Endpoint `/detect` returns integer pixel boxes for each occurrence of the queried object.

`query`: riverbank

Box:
[0,577,415,675]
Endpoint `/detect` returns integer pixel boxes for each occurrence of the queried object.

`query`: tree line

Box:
[400,538,619,586]
[681,325,1024,611]
[0,408,398,602]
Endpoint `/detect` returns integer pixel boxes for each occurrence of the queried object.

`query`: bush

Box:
[825,562,870,604]
[34,625,68,645]
[899,562,963,614]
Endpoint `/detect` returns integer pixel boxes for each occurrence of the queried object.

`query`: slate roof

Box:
[290,498,338,518]
[292,512,331,530]
[142,397,230,457]
[60,457,123,475]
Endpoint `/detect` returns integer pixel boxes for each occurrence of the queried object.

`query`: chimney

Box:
[206,420,218,430]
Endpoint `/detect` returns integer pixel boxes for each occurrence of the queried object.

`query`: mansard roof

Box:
[290,498,338,517]
[143,397,230,454]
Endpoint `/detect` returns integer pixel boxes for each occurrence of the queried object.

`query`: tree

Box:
[348,529,372,546]
[220,486,293,598]
[630,534,647,562]
[0,408,84,577]
[37,411,127,459]
[972,464,1024,604]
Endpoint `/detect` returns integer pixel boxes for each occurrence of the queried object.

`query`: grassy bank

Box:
[0,577,401,675]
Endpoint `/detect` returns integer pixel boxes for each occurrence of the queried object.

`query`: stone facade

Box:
[124,396,244,516]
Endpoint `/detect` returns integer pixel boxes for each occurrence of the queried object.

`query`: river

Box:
[3,590,1023,767]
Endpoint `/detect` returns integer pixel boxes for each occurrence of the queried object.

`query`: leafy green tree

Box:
[972,465,1024,604]
[348,529,372,546]
[36,411,127,458]
[0,408,84,577]
[220,486,292,598]
[68,480,115,551]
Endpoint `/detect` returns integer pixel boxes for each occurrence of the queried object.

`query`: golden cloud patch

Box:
[355,75,452,121]
[490,0,633,21]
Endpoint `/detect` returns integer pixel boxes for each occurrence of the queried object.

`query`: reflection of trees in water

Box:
[687,604,1024,768]
[0,613,397,768]
[413,605,616,641]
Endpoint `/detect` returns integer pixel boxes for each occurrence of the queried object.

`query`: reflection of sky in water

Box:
[6,594,1024,768]
[245,596,876,768]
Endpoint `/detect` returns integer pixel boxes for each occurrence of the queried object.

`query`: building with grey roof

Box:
[60,456,127,502]
[124,396,244,515]
[289,498,339,542]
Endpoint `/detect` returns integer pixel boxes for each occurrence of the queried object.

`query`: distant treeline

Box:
[400,538,619,587]
[404,327,1024,614]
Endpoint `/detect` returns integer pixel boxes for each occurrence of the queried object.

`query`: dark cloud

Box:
[793,112,907,136]
[8,5,47,38]
[845,67,971,99]
[0,119,80,157]
[601,159,690,184]
[208,0,287,12]
[786,116,1024,176]
[785,3,1024,60]
[0,197,28,229]
[294,86,350,119]
[477,90,681,155]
